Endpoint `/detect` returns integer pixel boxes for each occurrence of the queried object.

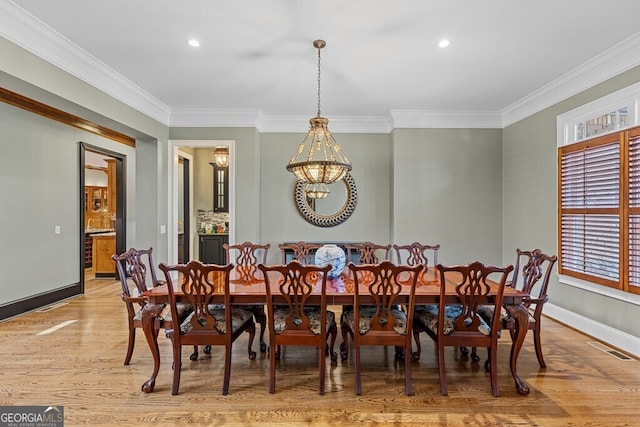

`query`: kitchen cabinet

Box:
[93,233,116,277]
[199,234,228,265]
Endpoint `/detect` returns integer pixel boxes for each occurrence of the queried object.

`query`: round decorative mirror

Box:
[294,173,358,227]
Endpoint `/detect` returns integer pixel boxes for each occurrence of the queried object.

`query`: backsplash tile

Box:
[197,210,229,233]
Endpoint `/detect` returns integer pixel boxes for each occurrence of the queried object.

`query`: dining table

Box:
[140,264,532,395]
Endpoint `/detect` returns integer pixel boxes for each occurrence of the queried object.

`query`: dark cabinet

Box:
[199,234,228,265]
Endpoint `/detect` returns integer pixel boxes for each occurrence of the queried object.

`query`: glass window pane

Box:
[576,122,584,141]
[618,106,629,128]
[585,111,617,138]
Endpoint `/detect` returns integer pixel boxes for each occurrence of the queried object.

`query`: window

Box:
[557,83,640,297]
[213,163,228,212]
[558,127,640,295]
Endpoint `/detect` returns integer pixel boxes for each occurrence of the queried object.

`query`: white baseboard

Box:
[544,303,640,358]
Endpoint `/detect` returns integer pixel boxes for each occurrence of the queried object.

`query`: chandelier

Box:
[213,146,229,168]
[286,40,351,196]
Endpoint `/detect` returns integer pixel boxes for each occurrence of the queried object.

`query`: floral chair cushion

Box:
[137,302,192,323]
[477,304,536,325]
[416,304,492,336]
[272,307,336,335]
[179,306,253,335]
[343,306,407,335]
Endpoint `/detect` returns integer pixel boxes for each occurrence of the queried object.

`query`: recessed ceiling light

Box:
[438,39,450,48]
[188,39,200,47]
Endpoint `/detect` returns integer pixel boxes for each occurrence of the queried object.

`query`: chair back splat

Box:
[344,242,391,264]
[278,241,321,265]
[393,242,440,266]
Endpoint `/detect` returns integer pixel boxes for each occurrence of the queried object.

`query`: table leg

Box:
[141,302,163,393]
[505,303,530,395]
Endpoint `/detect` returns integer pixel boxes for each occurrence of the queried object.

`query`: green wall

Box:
[393,128,504,266]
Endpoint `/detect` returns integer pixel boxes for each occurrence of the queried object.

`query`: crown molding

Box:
[255,113,394,133]
[390,110,503,129]
[3,1,640,132]
[169,108,262,128]
[502,31,640,127]
[0,1,171,126]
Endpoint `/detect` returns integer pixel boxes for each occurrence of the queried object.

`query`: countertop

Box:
[92,232,115,237]
[85,228,115,235]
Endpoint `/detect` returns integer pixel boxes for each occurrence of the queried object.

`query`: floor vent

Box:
[587,341,634,361]
[36,302,68,313]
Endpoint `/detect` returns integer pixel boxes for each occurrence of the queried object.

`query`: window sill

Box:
[558,274,640,307]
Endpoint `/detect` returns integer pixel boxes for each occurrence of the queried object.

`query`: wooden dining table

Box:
[140,265,532,395]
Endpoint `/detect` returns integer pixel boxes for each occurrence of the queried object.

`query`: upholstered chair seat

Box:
[477,304,536,324]
[272,307,336,336]
[156,302,193,323]
[342,306,407,335]
[416,304,492,336]
[178,306,254,335]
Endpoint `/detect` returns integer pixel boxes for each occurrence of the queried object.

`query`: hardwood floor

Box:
[0,277,637,426]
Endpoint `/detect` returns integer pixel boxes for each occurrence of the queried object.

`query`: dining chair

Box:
[340,242,392,359]
[223,241,271,353]
[159,260,256,395]
[393,241,440,360]
[341,261,423,395]
[275,244,339,364]
[344,242,392,264]
[112,247,195,365]
[415,261,513,397]
[278,241,321,265]
[258,261,337,395]
[476,248,558,368]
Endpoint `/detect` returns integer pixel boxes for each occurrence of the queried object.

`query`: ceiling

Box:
[4,1,640,130]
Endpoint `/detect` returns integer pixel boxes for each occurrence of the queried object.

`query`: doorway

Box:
[168,140,235,264]
[80,143,126,291]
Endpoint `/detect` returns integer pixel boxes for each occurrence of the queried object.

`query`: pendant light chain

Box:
[317,44,322,117]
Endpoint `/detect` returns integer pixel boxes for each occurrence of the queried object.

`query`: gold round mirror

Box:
[294,173,358,227]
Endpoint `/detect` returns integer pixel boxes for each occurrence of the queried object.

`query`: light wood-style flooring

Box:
[0,277,638,426]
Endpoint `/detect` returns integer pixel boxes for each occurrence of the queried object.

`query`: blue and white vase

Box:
[315,244,346,279]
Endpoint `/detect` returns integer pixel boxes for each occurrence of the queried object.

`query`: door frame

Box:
[79,142,126,291]
[178,155,190,262]
[167,140,235,264]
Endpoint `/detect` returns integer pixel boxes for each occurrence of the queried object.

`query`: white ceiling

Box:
[3,0,640,131]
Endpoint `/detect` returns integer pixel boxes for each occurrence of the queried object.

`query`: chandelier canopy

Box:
[286,40,351,191]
